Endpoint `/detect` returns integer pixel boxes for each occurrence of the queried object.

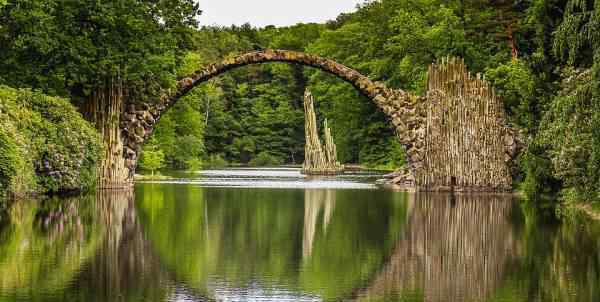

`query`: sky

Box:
[197,0,364,28]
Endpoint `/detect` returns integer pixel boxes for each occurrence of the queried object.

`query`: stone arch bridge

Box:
[118,49,517,191]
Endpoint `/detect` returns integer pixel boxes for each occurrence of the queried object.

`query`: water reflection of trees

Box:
[104,189,600,301]
[2,187,598,301]
[136,184,407,300]
[354,193,600,302]
[0,196,101,298]
[0,191,169,301]
[497,207,600,302]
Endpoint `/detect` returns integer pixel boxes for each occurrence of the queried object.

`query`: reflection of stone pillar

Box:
[81,190,169,300]
[87,190,133,296]
[303,190,321,259]
[97,190,131,261]
[322,190,335,233]
[355,193,516,302]
[302,189,336,259]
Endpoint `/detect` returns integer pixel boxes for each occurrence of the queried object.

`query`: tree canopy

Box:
[0,0,200,101]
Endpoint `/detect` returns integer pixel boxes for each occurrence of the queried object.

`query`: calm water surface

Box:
[1,167,599,301]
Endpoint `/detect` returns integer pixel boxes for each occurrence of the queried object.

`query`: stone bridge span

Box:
[118,50,516,191]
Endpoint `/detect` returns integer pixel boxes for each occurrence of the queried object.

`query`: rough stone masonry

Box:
[118,50,518,192]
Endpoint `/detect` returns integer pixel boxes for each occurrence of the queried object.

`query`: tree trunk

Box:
[204,96,210,126]
[82,84,132,189]
[507,24,518,60]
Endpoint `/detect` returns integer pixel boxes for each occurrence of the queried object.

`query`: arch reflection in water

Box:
[1,184,599,301]
[135,184,407,301]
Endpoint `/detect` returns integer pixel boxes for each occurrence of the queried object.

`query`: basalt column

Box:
[82,84,132,189]
[302,90,344,175]
[420,57,515,191]
[323,118,342,169]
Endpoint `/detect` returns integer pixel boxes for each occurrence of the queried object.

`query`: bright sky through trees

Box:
[197,0,363,27]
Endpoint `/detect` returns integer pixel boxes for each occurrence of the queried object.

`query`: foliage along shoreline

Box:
[0,0,599,211]
[0,86,101,198]
[143,0,599,207]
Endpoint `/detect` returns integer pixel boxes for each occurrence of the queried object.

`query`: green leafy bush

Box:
[0,127,21,195]
[204,154,228,168]
[139,149,166,176]
[0,86,101,196]
[248,152,283,167]
[185,158,203,171]
[486,61,537,129]
[537,69,600,203]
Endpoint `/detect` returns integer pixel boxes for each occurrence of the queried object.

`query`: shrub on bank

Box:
[185,158,203,171]
[248,152,283,167]
[0,86,101,196]
[204,154,228,168]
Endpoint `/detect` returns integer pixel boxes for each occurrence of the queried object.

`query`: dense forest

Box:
[148,0,599,204]
[0,0,599,205]
[146,23,406,170]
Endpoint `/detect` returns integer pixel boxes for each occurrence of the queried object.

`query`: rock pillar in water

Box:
[302,90,344,175]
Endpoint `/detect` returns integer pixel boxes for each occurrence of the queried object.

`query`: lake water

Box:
[0,167,599,301]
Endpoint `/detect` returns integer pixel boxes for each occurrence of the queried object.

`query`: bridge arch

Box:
[121,49,423,179]
[175,49,400,104]
[119,51,516,192]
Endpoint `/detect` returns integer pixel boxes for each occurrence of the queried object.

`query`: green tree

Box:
[519,0,600,203]
[139,149,166,177]
[486,60,537,129]
[0,0,200,186]
[185,158,203,171]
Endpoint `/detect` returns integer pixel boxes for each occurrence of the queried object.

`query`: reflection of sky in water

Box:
[142,168,380,189]
[210,281,321,302]
[168,284,320,302]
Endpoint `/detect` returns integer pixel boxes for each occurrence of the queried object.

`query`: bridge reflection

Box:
[79,191,168,301]
[1,189,598,301]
